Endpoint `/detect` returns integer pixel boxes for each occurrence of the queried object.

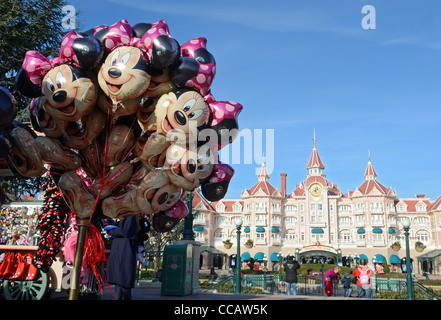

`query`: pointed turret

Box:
[364,151,377,180]
[257,157,269,182]
[307,129,325,176]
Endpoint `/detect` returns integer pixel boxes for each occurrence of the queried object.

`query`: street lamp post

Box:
[372,257,377,294]
[234,217,243,294]
[278,251,283,278]
[402,218,414,300]
[181,191,195,241]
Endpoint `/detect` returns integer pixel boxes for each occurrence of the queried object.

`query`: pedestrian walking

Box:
[105,215,139,300]
[323,266,341,296]
[283,255,300,296]
[352,258,372,298]
[341,272,353,297]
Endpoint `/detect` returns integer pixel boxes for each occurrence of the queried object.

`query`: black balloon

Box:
[152,211,180,233]
[0,87,17,129]
[201,180,230,202]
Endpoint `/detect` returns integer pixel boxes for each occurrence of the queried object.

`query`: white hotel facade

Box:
[192,139,441,275]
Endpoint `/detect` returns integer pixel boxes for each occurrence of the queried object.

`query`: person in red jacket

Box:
[323,266,341,296]
[352,258,373,298]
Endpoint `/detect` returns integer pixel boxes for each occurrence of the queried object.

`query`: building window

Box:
[285,231,296,243]
[311,203,316,211]
[311,233,324,242]
[416,232,429,243]
[256,233,266,242]
[216,204,225,212]
[214,230,226,240]
[318,203,323,211]
[233,204,241,212]
[195,231,204,241]
[371,215,383,225]
[330,204,334,211]
[340,231,351,243]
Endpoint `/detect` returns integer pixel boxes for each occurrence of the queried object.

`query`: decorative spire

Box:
[307,129,325,172]
[364,151,377,180]
[257,156,269,181]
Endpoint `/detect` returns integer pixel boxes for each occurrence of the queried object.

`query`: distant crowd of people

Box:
[283,256,374,298]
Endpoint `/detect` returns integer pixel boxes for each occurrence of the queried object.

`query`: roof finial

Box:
[313,128,317,149]
[368,149,371,162]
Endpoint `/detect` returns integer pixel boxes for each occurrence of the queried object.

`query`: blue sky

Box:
[67,0,441,201]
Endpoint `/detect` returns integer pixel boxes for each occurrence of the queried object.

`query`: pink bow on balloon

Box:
[21,31,86,87]
[103,19,174,63]
[21,51,61,87]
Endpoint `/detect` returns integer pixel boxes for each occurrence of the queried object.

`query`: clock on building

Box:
[309,183,323,197]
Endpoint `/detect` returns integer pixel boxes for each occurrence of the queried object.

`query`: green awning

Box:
[271,227,279,233]
[388,228,396,234]
[243,227,250,233]
[357,228,366,234]
[358,254,368,263]
[270,252,280,262]
[374,254,385,264]
[256,227,265,232]
[254,252,264,261]
[372,228,383,233]
[194,226,204,231]
[200,246,227,256]
[390,254,401,264]
[241,252,251,261]
[311,228,324,234]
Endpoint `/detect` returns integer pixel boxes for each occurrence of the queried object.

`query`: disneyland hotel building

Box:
[193,140,441,275]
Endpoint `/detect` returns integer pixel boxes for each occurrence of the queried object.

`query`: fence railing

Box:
[204,274,441,300]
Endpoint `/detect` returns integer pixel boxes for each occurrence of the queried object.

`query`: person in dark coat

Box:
[105,215,138,300]
[283,255,300,296]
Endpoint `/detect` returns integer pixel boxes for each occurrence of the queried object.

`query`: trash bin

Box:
[266,280,275,294]
[161,244,193,296]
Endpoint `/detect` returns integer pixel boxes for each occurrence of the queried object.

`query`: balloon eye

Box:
[182,98,196,112]
[198,164,210,172]
[188,109,203,120]
[158,192,169,205]
[187,158,196,173]
[56,72,65,88]
[110,50,120,66]
[46,78,55,92]
[119,52,130,65]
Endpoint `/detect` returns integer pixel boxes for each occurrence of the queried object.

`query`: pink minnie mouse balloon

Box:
[179,37,216,97]
[202,94,243,149]
[152,198,188,233]
[163,198,188,220]
[201,162,235,201]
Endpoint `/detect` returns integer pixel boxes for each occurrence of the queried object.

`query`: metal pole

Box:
[322,259,325,297]
[235,225,241,294]
[404,226,414,300]
[182,191,195,241]
[68,218,89,300]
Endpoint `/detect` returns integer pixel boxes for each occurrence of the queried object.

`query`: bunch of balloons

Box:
[5,18,242,232]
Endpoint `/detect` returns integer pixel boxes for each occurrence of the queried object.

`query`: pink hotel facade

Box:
[192,140,441,275]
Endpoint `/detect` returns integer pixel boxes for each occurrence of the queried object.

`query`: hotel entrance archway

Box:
[295,245,342,265]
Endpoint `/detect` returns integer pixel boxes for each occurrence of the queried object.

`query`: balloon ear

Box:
[169,57,199,88]
[152,212,180,233]
[15,68,42,98]
[72,36,104,70]
[0,87,17,129]
[0,130,12,159]
[201,180,230,201]
[131,22,152,38]
[92,26,109,45]
[150,35,180,70]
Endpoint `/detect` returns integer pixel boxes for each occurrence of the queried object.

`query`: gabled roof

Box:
[356,157,393,196]
[244,159,278,196]
[431,196,441,211]
[190,189,215,211]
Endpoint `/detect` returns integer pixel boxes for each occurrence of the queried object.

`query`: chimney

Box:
[416,194,425,198]
[280,173,287,197]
